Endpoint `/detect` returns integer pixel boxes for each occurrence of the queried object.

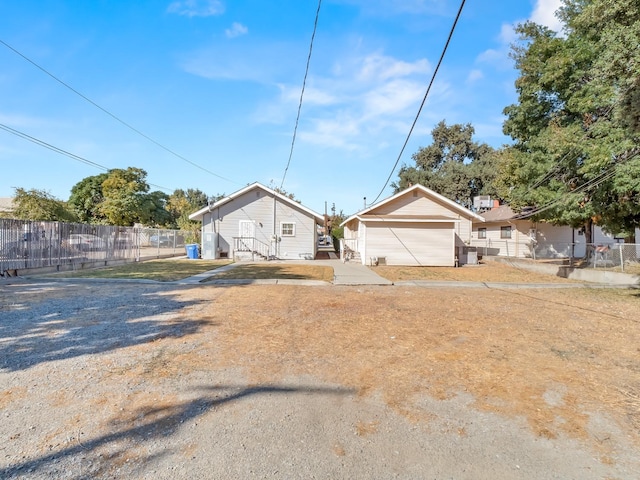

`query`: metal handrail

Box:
[232,236,271,260]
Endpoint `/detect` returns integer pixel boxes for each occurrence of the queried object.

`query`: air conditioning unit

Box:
[473,195,492,211]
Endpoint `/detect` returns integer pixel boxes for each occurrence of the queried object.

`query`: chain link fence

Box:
[0,219,193,274]
[470,239,640,274]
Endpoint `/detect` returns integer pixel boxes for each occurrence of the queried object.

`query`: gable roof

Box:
[189,182,324,222]
[341,184,485,226]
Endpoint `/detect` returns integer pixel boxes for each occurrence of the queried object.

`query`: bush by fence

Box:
[0,219,191,274]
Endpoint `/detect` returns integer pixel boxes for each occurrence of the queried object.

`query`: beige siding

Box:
[370,192,457,217]
[364,222,455,266]
[455,217,473,246]
[471,220,533,258]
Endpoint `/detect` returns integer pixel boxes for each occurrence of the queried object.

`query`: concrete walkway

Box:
[315,259,393,285]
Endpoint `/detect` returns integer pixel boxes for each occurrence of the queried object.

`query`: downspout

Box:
[273,194,277,258]
[216,207,220,259]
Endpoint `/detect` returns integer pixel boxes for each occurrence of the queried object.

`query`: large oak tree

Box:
[500,0,640,241]
[393,120,497,208]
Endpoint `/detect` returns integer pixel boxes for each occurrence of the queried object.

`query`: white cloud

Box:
[475,23,517,70]
[225,22,248,38]
[530,0,563,32]
[167,0,224,17]
[466,69,483,84]
[362,79,425,118]
[276,53,435,151]
[498,23,517,45]
[357,53,430,82]
[279,84,337,106]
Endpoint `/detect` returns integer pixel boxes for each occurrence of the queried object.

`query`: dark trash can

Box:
[185,244,199,259]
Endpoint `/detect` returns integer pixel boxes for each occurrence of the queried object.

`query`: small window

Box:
[478,228,487,239]
[281,222,295,237]
[500,226,512,239]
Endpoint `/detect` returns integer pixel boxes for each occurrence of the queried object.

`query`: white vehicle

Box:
[68,234,106,251]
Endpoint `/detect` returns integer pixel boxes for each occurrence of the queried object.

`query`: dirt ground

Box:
[1,273,639,478]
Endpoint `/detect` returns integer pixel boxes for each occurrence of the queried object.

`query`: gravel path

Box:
[1,278,638,479]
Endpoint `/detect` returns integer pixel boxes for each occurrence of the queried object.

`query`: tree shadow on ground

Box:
[0,383,356,479]
[0,281,214,372]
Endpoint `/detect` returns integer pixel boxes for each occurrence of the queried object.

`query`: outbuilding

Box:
[341,184,484,266]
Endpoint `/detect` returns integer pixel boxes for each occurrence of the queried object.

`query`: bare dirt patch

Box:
[1,280,639,478]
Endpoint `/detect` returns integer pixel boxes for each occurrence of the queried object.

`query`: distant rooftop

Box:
[0,197,14,212]
[480,204,516,222]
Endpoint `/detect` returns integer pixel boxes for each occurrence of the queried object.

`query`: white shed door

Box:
[366,222,454,266]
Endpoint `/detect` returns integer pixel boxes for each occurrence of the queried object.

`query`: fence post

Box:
[619,244,624,272]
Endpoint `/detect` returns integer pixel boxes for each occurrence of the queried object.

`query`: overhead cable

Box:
[0,39,239,185]
[0,123,173,192]
[280,0,322,189]
[369,0,466,206]
[515,147,640,219]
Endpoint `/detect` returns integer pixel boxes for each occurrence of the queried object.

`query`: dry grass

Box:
[372,260,578,283]
[166,284,640,450]
[43,259,232,282]
[205,263,334,282]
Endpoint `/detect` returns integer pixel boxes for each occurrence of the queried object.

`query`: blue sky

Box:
[0,0,563,216]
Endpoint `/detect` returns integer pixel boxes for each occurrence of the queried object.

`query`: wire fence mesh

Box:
[0,219,193,274]
[470,239,640,274]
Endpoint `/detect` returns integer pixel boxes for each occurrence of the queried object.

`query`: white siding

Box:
[364,222,455,266]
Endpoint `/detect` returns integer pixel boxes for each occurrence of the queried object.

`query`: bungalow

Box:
[471,204,640,259]
[340,184,485,266]
[189,182,324,260]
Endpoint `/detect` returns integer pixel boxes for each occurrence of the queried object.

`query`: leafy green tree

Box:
[167,189,221,242]
[140,190,173,227]
[12,188,77,222]
[500,0,640,241]
[393,121,496,208]
[167,188,209,227]
[98,167,150,226]
[68,172,109,223]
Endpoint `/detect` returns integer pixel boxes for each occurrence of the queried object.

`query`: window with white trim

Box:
[280,222,296,237]
[478,227,487,239]
[500,226,512,239]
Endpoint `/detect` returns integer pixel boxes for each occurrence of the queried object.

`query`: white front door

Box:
[239,220,255,250]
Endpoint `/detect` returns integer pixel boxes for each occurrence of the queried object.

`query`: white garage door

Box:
[366,222,454,266]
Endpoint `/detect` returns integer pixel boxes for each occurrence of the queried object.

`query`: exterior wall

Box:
[343,191,477,266]
[471,220,533,258]
[370,192,457,217]
[199,187,317,260]
[362,222,455,266]
[471,220,637,258]
[454,217,473,246]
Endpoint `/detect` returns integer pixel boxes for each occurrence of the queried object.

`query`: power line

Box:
[515,147,640,219]
[369,0,466,206]
[280,0,322,190]
[0,38,239,185]
[0,123,173,192]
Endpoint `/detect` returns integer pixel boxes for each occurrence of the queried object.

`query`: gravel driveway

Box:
[1,278,638,479]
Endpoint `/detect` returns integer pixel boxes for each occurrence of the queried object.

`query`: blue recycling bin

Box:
[185,244,199,259]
